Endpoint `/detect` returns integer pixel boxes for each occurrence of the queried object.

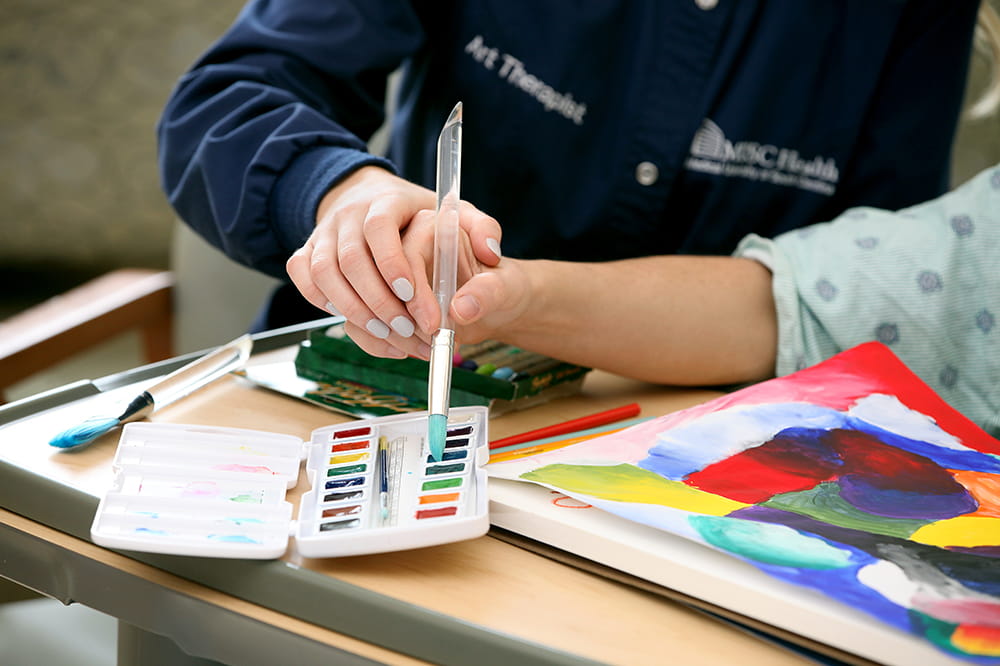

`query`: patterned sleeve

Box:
[734,165,1000,435]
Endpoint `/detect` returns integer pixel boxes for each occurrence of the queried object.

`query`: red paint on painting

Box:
[952,623,1000,656]
[684,432,840,503]
[828,429,962,494]
[684,426,972,505]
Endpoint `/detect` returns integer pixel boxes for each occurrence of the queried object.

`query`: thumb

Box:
[451,270,508,325]
[450,264,529,334]
[451,284,485,325]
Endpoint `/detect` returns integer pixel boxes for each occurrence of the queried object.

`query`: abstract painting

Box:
[488,343,1000,662]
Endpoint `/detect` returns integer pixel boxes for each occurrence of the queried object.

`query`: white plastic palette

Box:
[90,407,490,559]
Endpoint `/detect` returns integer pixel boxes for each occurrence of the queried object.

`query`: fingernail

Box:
[324,302,342,316]
[486,237,502,260]
[412,306,434,334]
[390,315,415,338]
[415,342,432,360]
[453,294,480,322]
[383,346,408,359]
[392,277,415,302]
[366,319,391,339]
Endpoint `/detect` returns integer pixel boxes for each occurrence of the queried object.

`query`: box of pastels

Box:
[294,323,591,415]
[90,406,490,559]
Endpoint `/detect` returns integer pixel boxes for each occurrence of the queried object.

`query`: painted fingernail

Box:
[415,343,432,360]
[392,278,415,302]
[453,294,480,322]
[486,237,502,260]
[390,315,415,338]
[383,346,408,359]
[325,302,342,316]
[366,319,391,339]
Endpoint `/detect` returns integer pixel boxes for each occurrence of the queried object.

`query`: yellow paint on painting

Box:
[909,515,1000,548]
[521,463,749,515]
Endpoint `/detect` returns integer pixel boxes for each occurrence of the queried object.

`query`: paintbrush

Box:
[427,102,463,462]
[49,334,253,450]
[378,435,390,522]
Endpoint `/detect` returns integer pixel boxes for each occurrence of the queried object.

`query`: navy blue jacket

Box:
[158,0,978,322]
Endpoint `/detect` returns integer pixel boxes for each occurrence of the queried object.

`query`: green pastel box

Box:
[292,323,591,416]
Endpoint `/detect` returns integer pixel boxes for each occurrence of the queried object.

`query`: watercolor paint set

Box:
[90,407,490,559]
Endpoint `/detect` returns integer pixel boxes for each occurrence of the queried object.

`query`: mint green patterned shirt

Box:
[735,165,1000,437]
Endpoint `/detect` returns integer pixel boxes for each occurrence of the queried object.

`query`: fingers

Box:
[286,166,505,361]
[286,170,435,360]
[364,191,419,305]
[459,201,503,267]
[342,320,431,361]
[400,209,440,335]
[331,203,418,340]
[286,238,339,316]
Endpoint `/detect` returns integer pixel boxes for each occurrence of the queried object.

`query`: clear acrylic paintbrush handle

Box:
[432,102,462,331]
[143,334,253,413]
[427,102,463,459]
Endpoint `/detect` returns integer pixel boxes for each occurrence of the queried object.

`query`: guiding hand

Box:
[286,166,502,359]
[400,209,528,348]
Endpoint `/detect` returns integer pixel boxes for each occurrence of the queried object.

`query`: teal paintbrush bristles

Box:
[47,336,253,452]
[48,416,123,450]
[49,390,155,451]
[428,413,447,462]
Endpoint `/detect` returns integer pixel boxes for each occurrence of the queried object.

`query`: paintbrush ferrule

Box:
[118,391,155,423]
[428,328,455,417]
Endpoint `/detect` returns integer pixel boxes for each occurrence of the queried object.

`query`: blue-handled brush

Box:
[49,334,253,450]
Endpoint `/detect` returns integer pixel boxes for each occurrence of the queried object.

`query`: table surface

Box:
[0,326,814,666]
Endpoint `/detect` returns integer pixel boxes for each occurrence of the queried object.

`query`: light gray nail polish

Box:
[486,237,502,259]
[324,302,342,316]
[390,315,415,338]
[366,319,391,339]
[392,277,415,302]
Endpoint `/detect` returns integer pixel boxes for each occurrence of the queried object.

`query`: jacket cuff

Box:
[270,146,397,254]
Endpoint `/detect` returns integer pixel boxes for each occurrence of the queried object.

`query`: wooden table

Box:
[0,325,813,666]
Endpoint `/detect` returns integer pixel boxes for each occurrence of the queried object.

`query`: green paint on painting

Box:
[907,610,964,655]
[763,482,932,538]
[688,515,854,569]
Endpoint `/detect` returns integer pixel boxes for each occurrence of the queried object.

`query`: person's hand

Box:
[399,209,531,347]
[286,166,502,358]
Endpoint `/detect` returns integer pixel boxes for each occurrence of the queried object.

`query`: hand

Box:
[398,210,524,348]
[286,166,502,359]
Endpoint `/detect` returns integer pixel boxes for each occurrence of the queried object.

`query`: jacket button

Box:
[635,161,659,186]
[695,0,718,9]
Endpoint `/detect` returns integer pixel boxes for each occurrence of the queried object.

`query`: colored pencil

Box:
[488,425,632,463]
[488,403,641,450]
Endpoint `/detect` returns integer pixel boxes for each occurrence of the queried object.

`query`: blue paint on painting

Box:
[644,403,850,479]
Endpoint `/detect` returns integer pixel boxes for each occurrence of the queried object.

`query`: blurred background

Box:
[0,1,998,663]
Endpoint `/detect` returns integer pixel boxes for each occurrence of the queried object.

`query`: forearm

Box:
[499,256,778,386]
[158,1,423,277]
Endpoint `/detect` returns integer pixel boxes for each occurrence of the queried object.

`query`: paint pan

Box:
[90,407,490,559]
[295,406,490,557]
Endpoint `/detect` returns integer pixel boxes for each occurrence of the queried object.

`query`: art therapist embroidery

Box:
[489,343,1000,662]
